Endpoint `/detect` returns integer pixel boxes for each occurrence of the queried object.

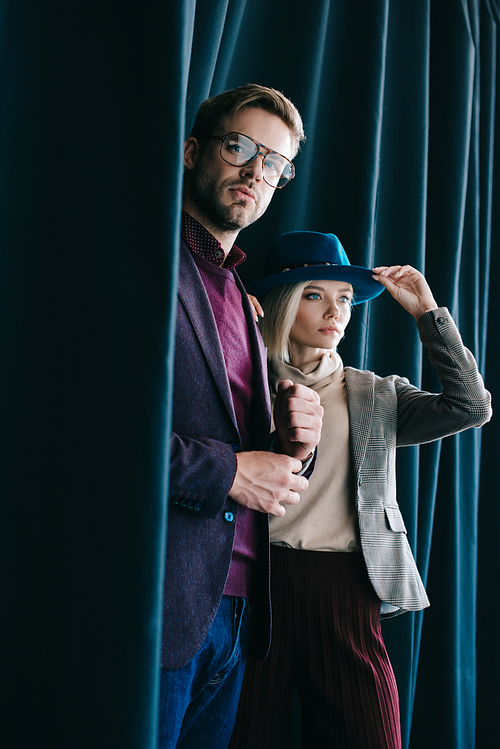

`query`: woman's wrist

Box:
[414,301,438,320]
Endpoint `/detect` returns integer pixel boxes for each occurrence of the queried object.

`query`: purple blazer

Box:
[162,240,272,669]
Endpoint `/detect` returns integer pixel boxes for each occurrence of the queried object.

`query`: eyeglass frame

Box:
[207,132,296,189]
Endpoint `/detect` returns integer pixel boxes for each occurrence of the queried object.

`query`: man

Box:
[159,84,323,748]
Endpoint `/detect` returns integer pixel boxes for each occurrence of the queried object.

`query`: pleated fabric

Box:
[231,545,401,749]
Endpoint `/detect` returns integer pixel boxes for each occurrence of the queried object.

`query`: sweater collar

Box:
[268,351,342,390]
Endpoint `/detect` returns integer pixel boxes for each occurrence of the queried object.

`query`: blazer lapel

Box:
[236,272,272,439]
[345,367,375,476]
[177,242,238,430]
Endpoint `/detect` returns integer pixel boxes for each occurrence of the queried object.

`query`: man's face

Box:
[184,108,293,234]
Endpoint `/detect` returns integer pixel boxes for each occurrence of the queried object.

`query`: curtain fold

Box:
[0,1,193,746]
[0,1,496,747]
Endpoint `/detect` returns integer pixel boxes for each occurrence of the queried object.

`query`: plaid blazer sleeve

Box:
[344,307,491,614]
[395,307,492,446]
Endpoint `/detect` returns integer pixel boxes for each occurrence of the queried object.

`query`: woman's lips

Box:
[319,327,339,335]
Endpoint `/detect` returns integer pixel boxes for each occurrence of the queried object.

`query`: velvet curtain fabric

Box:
[0,1,497,748]
[0,1,189,746]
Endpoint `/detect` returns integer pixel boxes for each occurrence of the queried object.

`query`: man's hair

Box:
[190,84,305,158]
[259,281,310,362]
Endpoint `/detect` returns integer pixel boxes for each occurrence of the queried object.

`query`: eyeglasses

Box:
[208,132,295,189]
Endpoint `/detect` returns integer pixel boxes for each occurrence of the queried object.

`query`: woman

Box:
[230,231,492,749]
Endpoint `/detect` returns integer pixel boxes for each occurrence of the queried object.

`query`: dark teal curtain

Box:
[0,1,193,746]
[0,1,497,748]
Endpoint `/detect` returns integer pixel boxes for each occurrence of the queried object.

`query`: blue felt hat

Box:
[246,231,384,304]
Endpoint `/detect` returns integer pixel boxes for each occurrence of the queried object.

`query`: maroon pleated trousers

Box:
[230,545,401,749]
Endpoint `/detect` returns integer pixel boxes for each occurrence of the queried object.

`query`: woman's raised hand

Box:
[372,265,438,320]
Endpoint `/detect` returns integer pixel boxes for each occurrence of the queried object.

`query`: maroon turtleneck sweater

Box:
[181,211,259,600]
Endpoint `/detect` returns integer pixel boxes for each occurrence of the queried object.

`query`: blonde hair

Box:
[259,281,310,362]
[190,84,305,158]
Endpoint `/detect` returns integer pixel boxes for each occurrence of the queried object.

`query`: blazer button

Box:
[224,511,236,523]
[436,316,447,324]
[194,502,202,511]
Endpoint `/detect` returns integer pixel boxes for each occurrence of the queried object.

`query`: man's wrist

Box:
[269,437,315,471]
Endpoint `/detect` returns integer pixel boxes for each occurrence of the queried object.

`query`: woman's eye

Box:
[339,295,352,304]
[305,293,321,300]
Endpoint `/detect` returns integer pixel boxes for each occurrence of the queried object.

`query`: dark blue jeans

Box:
[158,596,251,749]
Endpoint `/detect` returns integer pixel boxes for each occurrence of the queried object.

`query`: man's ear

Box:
[184,137,201,170]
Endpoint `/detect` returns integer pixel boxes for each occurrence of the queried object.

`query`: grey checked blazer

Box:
[345,307,491,616]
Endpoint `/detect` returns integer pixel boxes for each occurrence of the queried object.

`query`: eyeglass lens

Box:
[220,133,293,188]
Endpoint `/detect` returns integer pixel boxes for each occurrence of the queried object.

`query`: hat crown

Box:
[265,231,350,275]
[247,229,384,305]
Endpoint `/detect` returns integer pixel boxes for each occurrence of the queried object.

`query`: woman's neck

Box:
[289,342,330,369]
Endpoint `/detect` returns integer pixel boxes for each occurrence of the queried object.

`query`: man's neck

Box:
[181,200,239,256]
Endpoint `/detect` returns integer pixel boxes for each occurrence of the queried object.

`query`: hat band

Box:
[282,261,337,272]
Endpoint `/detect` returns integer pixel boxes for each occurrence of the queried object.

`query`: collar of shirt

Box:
[181,211,246,270]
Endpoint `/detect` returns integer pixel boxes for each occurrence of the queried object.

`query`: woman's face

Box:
[289,280,353,366]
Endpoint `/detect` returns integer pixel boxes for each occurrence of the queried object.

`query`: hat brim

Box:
[246,264,385,304]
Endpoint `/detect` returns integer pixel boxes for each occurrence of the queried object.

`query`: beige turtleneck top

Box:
[268,352,360,552]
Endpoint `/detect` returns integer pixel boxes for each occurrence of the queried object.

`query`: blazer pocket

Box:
[384,506,407,533]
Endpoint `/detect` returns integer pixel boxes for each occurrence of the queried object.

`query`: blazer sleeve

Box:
[395,307,492,447]
[168,432,238,520]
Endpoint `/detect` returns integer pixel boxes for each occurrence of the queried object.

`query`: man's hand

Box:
[372,265,438,320]
[229,451,308,517]
[274,380,323,461]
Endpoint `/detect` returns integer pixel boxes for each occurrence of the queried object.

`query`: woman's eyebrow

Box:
[304,284,353,293]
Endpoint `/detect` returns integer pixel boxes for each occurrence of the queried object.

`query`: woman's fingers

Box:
[247,293,264,321]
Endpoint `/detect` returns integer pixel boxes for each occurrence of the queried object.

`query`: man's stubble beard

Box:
[190,169,267,234]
